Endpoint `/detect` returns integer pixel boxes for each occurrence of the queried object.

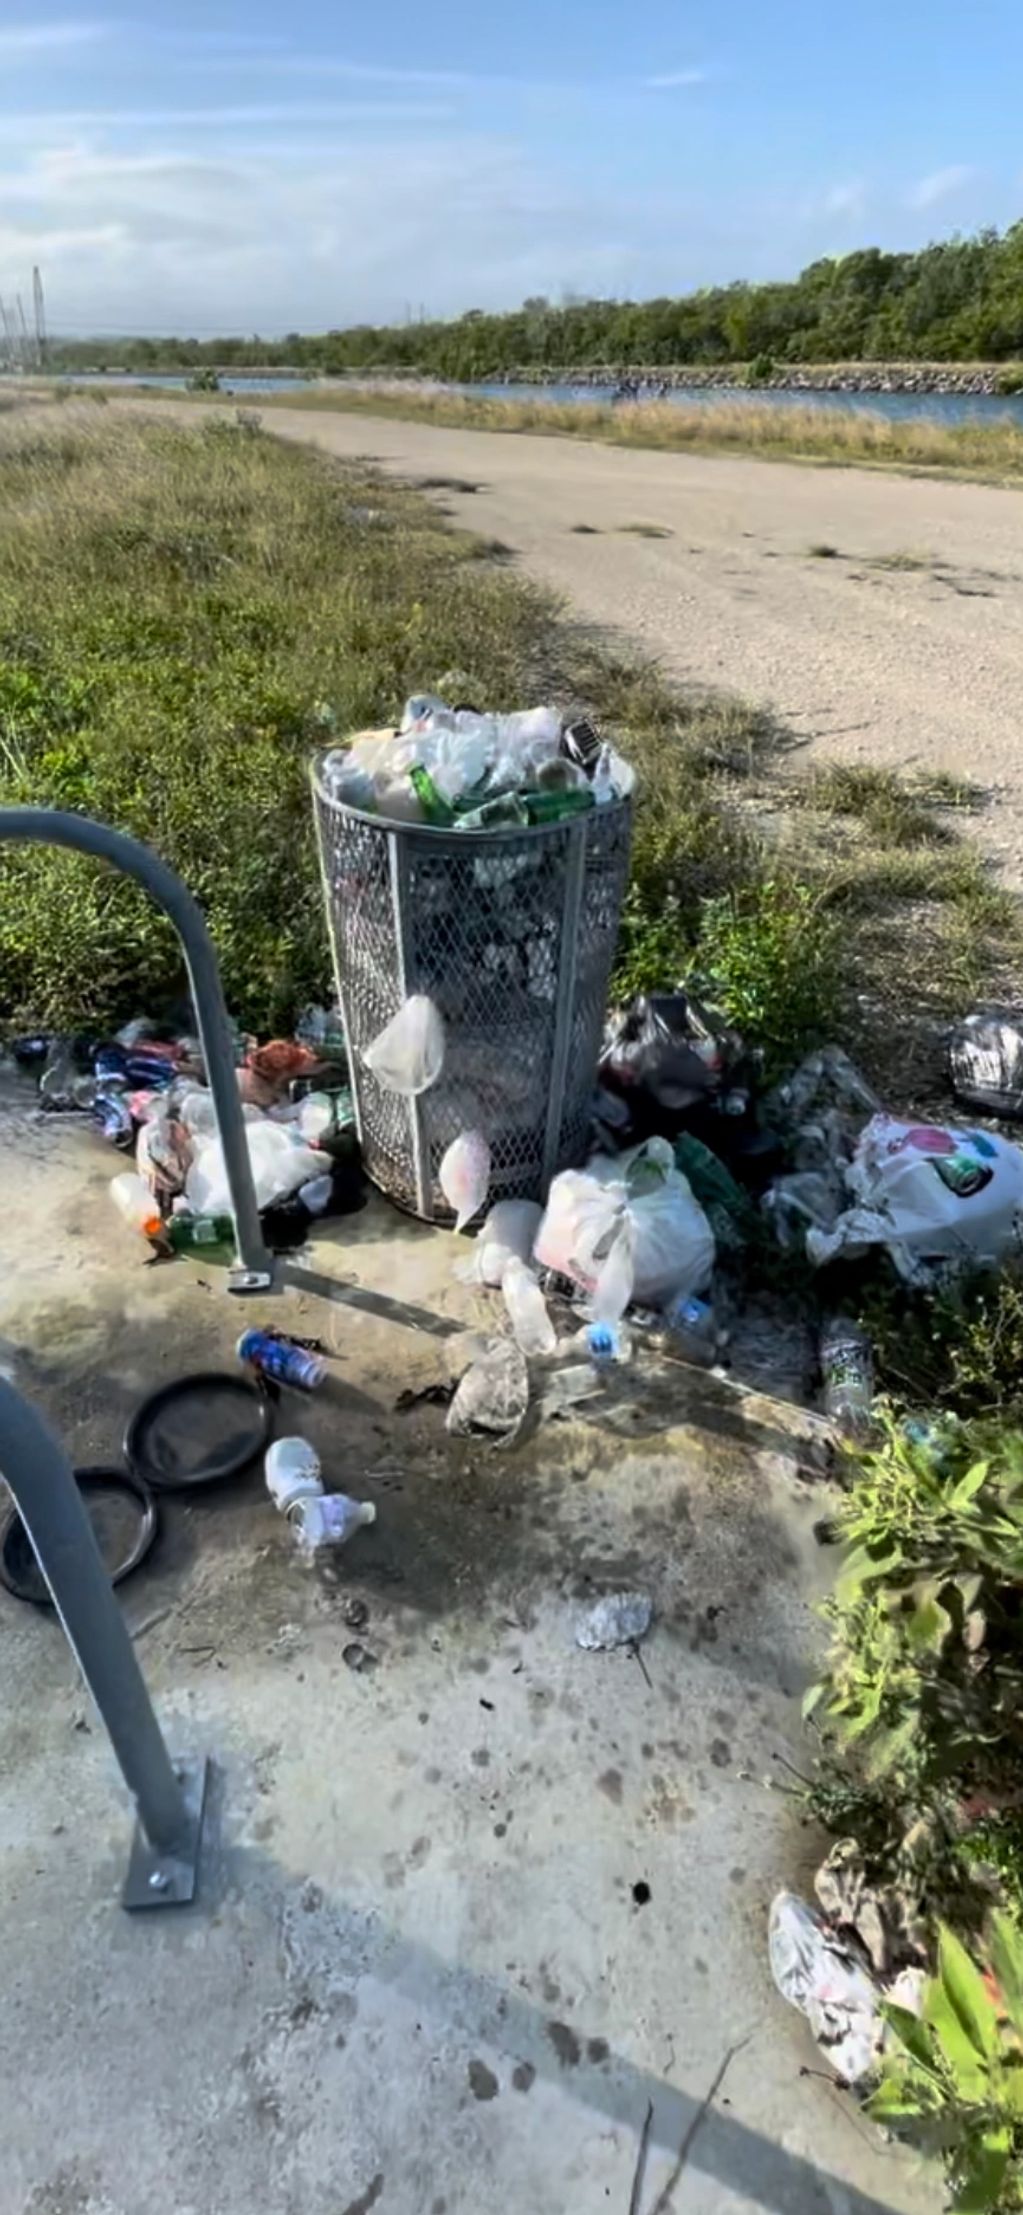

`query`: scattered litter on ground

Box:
[813,1839,928,1977]
[807,1114,1023,1281]
[949,1006,1023,1119]
[439,1128,491,1229]
[446,1337,529,1443]
[290,1493,376,1562]
[575,1591,653,1651]
[342,1595,369,1630]
[342,1640,378,1673]
[539,1364,605,1419]
[454,1199,543,1287]
[768,1890,884,2084]
[501,1256,557,1356]
[238,1329,326,1392]
[535,1137,715,1316]
[600,989,750,1141]
[264,1437,323,1514]
[818,1318,874,1437]
[394,1381,456,1412]
[585,1320,632,1365]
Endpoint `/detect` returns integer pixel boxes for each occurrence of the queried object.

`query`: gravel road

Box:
[261,406,1023,875]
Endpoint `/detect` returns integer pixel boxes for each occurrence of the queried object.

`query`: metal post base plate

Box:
[123,1754,209,1910]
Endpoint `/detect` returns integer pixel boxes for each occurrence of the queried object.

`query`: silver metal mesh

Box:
[312,767,632,1220]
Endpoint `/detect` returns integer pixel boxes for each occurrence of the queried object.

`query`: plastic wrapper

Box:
[186,1123,322,1216]
[363,996,445,1097]
[439,1129,491,1231]
[949,1008,1023,1120]
[575,1592,652,1650]
[446,1337,529,1443]
[768,1891,883,2084]
[807,1115,1023,1283]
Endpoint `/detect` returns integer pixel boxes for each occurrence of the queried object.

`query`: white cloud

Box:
[0,20,107,58]
[0,102,456,137]
[644,68,710,88]
[822,181,866,218]
[908,164,976,210]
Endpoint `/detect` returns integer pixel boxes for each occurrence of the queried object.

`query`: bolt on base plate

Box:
[122,1754,209,1911]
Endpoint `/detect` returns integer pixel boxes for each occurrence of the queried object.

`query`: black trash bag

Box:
[949,1009,1023,1121]
[599,991,750,1143]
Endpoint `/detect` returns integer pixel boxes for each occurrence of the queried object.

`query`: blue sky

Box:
[0,2,1019,336]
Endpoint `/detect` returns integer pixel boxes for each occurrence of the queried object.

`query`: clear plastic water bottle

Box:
[819,1319,874,1436]
[585,1320,632,1365]
[289,1493,377,1560]
[237,1329,326,1391]
[502,1257,557,1356]
[662,1293,717,1365]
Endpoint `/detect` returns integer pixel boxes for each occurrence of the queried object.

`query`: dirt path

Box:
[255,404,1023,876]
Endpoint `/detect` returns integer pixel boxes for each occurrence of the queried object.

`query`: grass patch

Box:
[0,405,1016,1095]
[617,521,674,539]
[807,541,842,558]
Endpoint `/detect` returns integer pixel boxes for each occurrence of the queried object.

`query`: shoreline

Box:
[39,358,1023,399]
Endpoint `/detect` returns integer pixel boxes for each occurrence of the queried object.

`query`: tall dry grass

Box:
[270,384,1023,483]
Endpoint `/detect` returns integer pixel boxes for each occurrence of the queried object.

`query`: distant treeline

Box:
[52,223,1023,378]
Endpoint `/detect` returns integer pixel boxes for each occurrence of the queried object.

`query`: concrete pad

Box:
[0,1081,931,2215]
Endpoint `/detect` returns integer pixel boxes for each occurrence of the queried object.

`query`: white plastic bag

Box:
[458,1198,543,1287]
[768,1892,883,2084]
[363,996,445,1097]
[535,1138,715,1311]
[186,1122,322,1216]
[439,1129,491,1231]
[808,1115,1023,1283]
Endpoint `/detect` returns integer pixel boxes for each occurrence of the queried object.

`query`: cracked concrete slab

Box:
[0,1080,931,2215]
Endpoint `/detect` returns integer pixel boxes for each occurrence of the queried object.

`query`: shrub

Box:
[692,877,843,1081]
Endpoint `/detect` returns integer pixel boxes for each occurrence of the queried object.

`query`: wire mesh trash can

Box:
[312,768,633,1221]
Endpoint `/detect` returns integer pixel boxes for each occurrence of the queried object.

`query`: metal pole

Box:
[0,1381,208,1907]
[0,807,273,1288]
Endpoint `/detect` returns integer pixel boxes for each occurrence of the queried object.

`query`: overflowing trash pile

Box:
[319,693,633,829]
[11,1009,361,1258]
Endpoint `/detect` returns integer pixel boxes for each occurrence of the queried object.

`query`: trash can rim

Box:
[309,760,632,841]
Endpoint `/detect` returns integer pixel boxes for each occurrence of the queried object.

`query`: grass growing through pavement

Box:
[0,406,1016,1095]
[255,383,1023,487]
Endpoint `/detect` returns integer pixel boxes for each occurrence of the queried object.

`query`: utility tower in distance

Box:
[33,266,47,368]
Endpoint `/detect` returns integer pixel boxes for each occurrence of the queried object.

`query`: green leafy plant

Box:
[693,877,843,1082]
[806,1415,1023,1790]
[869,1916,1023,2211]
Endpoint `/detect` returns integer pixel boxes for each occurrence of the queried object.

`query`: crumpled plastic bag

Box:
[363,996,445,1097]
[807,1115,1023,1283]
[439,1129,491,1231]
[186,1122,322,1216]
[446,1337,529,1444]
[600,990,745,1134]
[535,1137,715,1315]
[768,1891,883,2084]
[949,1008,1023,1121]
[457,1199,543,1287]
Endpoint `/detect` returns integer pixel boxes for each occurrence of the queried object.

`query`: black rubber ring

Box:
[123,1370,273,1493]
[0,1464,159,1607]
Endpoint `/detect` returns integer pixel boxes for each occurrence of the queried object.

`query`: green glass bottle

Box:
[409,765,454,826]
